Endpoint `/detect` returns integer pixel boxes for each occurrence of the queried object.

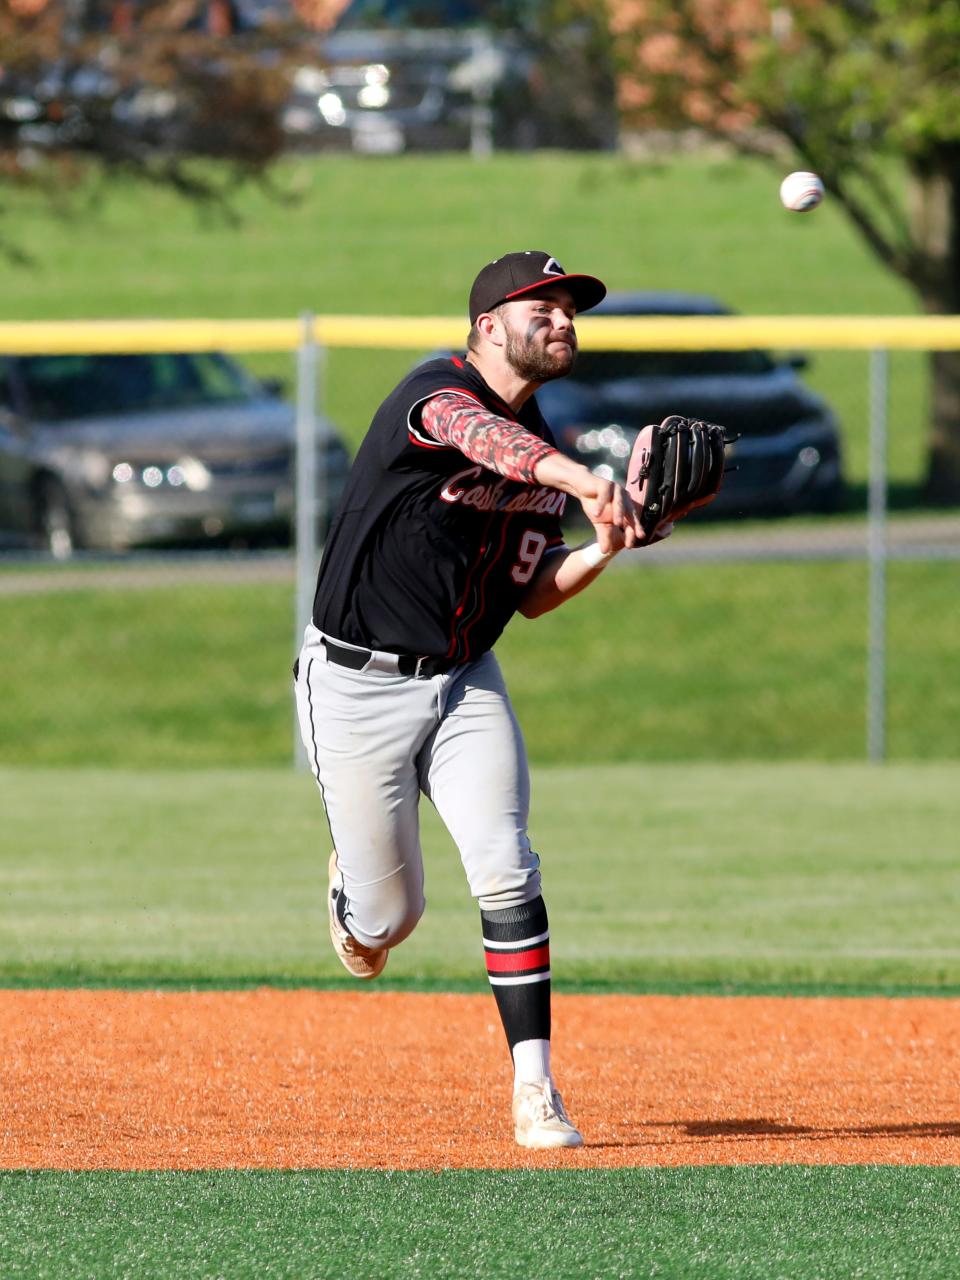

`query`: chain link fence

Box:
[2,314,959,768]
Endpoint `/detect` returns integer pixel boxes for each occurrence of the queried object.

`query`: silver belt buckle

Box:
[413,656,426,678]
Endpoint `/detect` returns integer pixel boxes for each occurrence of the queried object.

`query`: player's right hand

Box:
[575,472,644,547]
[532,453,644,544]
[576,473,615,525]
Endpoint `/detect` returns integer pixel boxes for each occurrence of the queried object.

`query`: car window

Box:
[17,353,255,422]
[335,0,523,29]
[572,349,775,381]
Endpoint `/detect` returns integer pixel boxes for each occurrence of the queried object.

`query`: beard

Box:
[504,321,577,383]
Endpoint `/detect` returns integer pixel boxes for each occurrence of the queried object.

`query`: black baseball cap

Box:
[468,251,607,324]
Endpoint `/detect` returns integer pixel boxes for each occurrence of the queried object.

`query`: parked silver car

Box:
[0,351,350,557]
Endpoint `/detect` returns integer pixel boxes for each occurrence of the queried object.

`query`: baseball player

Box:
[295,251,658,1150]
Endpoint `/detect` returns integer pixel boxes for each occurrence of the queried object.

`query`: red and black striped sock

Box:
[480,896,550,1049]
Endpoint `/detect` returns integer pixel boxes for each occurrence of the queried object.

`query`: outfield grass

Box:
[3,561,958,768]
[3,1168,960,1280]
[0,152,926,488]
[2,761,958,991]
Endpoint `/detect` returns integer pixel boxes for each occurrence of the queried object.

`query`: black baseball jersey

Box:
[312,357,567,662]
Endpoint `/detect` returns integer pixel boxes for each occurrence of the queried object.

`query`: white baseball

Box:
[779,171,824,212]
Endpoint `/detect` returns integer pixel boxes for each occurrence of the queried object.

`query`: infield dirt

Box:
[3,991,959,1169]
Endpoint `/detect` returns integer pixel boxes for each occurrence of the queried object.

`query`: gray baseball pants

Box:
[295,623,542,951]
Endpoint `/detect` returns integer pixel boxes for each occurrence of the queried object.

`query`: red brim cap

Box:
[502,273,607,314]
[468,252,607,323]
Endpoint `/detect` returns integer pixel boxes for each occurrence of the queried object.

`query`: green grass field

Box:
[4,1168,960,1280]
[4,562,958,769]
[0,151,928,490]
[3,153,913,321]
[2,760,958,991]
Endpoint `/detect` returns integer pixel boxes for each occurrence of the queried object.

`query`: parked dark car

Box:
[1,53,280,159]
[534,292,845,520]
[281,0,619,154]
[0,351,350,557]
[0,2,301,158]
[0,56,114,152]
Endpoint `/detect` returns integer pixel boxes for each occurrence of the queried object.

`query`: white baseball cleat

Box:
[512,1080,584,1149]
[327,851,388,980]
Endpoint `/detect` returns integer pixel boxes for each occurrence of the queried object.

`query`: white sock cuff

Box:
[512,1038,552,1087]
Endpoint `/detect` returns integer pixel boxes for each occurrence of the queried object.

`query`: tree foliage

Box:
[612,0,960,498]
[0,0,313,232]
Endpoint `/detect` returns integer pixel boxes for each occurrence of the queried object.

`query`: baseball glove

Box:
[626,415,732,540]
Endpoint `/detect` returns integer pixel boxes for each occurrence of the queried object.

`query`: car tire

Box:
[36,477,80,560]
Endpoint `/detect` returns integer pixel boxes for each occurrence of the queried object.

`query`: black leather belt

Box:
[322,637,456,679]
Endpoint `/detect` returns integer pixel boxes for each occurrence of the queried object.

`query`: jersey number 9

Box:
[511,530,548,585]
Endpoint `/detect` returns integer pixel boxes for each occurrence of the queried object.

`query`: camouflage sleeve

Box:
[420,392,558,484]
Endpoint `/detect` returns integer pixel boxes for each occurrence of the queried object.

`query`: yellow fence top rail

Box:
[1,314,960,354]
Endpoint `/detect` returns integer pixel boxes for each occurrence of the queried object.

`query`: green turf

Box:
[3,560,958,768]
[2,761,958,990]
[2,1168,960,1279]
[0,151,925,489]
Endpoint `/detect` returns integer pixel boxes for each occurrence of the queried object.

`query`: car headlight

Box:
[111,457,211,491]
[330,62,390,88]
[560,423,633,457]
[293,65,329,94]
[174,457,212,491]
[361,64,390,87]
[318,92,346,127]
[357,82,390,109]
[3,96,43,123]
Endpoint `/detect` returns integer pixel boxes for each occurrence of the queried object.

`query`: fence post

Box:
[293,312,320,769]
[468,31,495,158]
[866,348,889,762]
